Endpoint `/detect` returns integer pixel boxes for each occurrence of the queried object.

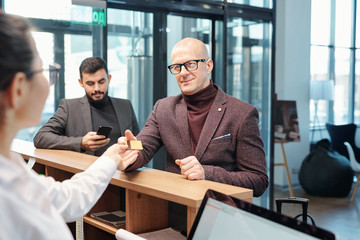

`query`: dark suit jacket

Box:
[33,96,139,155]
[126,86,268,197]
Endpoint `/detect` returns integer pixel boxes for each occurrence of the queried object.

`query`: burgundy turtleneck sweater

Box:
[183,81,218,154]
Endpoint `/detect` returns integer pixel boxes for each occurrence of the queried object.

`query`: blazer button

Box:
[218,108,222,112]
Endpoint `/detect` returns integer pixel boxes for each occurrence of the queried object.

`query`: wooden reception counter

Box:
[11,139,253,239]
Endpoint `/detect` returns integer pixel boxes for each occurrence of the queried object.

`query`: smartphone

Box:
[96,126,112,138]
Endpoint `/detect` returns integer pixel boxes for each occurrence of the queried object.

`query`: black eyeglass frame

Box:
[167,59,208,75]
[26,63,61,86]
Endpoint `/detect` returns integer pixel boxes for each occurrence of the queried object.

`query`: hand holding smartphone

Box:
[96,126,112,139]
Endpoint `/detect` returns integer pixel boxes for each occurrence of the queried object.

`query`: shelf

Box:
[83,216,123,235]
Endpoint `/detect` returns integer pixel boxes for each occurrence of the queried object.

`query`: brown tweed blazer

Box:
[126,85,268,197]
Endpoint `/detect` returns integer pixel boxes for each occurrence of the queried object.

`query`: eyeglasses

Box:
[167,59,208,75]
[26,63,61,86]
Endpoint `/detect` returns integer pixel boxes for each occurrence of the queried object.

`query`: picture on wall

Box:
[274,100,300,142]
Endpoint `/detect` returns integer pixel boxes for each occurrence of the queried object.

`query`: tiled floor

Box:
[274,187,360,240]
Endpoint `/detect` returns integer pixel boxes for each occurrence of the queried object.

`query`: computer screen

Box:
[188,190,336,240]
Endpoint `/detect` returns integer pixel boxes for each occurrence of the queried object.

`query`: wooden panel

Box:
[84,222,117,240]
[23,158,45,175]
[88,185,123,214]
[126,189,168,234]
[32,162,46,175]
[45,166,74,181]
[187,206,198,235]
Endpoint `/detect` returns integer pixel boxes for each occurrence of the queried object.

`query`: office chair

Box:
[326,123,360,162]
[344,142,360,202]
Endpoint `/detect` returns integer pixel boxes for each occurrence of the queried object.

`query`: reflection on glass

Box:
[107,8,153,129]
[334,48,350,124]
[310,46,331,128]
[355,50,360,123]
[167,15,212,97]
[228,0,272,8]
[226,16,271,208]
[310,0,332,131]
[311,0,331,46]
[335,0,351,47]
[310,100,330,128]
[357,2,360,48]
[310,0,360,130]
[226,17,272,129]
[64,34,92,99]
[214,20,224,88]
[5,0,92,23]
[310,46,329,81]
[16,32,55,141]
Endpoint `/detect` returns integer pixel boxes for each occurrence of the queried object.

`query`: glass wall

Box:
[334,48,351,124]
[16,32,56,140]
[226,15,272,207]
[64,34,93,99]
[226,18,272,113]
[355,0,360,123]
[107,8,153,129]
[356,50,360,122]
[310,0,360,132]
[309,46,330,128]
[229,0,273,8]
[4,0,72,20]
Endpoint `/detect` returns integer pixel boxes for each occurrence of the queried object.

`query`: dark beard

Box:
[87,91,110,108]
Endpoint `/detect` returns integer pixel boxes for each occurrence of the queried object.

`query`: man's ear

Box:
[78,78,84,88]
[7,72,27,109]
[108,74,112,84]
[206,59,213,75]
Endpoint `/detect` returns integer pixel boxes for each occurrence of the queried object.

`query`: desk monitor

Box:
[188,189,336,240]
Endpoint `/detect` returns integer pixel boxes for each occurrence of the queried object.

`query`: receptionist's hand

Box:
[102,143,139,171]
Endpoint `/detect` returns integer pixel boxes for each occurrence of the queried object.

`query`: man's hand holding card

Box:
[118,130,141,148]
[116,130,142,171]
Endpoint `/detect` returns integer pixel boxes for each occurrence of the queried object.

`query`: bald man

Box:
[122,38,268,197]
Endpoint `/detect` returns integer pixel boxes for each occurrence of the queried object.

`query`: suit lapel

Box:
[195,89,227,160]
[80,96,93,132]
[176,98,192,156]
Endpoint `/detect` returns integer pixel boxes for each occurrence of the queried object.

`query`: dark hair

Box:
[0,11,34,91]
[79,57,109,79]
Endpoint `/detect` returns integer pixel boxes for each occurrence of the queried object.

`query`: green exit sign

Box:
[92,9,106,27]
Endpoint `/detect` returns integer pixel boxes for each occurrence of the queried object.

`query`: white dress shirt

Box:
[0,153,117,240]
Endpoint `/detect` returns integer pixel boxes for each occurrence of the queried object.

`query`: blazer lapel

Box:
[176,98,192,156]
[195,89,227,160]
[80,96,93,132]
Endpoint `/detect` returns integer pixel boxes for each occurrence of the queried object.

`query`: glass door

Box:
[107,8,154,129]
[226,16,273,206]
[64,34,93,99]
[16,32,57,140]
